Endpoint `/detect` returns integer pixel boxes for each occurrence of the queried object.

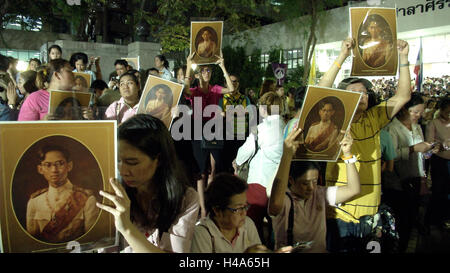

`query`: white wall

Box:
[224,0,450,54]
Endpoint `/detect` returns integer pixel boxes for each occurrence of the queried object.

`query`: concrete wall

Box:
[0,29,162,81]
[0,29,72,51]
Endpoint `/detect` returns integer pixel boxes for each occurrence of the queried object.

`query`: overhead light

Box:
[17,60,28,71]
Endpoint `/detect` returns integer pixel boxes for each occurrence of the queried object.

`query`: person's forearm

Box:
[121,224,166,253]
[318,53,347,87]
[183,66,192,96]
[268,151,292,215]
[344,160,360,198]
[397,54,411,99]
[95,63,102,81]
[335,158,360,204]
[222,66,234,94]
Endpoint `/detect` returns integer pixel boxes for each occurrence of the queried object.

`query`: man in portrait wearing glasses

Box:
[26,145,99,243]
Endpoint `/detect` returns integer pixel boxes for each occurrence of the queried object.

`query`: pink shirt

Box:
[188,85,223,121]
[18,89,49,121]
[270,186,337,253]
[190,216,261,253]
[104,97,138,124]
[124,187,199,253]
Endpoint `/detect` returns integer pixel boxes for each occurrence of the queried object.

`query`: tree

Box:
[139,0,279,53]
[0,0,103,42]
[278,0,344,85]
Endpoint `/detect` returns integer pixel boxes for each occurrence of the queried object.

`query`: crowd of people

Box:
[0,34,448,254]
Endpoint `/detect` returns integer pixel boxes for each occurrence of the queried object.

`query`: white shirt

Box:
[385,117,425,179]
[236,114,285,197]
[26,180,99,242]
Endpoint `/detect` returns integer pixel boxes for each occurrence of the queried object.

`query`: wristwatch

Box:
[343,155,357,164]
[8,104,15,109]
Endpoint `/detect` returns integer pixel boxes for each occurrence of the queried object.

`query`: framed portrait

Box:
[190,21,223,65]
[48,90,92,120]
[350,7,398,76]
[73,72,91,92]
[137,75,184,130]
[0,121,117,253]
[293,86,362,162]
[122,57,140,71]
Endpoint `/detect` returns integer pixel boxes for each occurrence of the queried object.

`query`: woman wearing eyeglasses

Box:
[184,51,235,218]
[190,173,261,253]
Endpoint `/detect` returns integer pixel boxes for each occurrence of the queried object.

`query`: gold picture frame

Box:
[293,86,362,162]
[190,21,223,65]
[0,121,117,252]
[73,72,92,92]
[121,57,140,71]
[48,90,92,120]
[350,7,398,76]
[137,75,184,130]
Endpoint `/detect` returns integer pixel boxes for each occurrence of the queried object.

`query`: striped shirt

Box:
[325,101,391,223]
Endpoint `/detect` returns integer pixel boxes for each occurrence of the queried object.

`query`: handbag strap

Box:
[286,192,294,246]
[198,224,215,253]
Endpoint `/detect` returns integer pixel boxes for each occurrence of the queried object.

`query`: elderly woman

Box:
[191,173,261,253]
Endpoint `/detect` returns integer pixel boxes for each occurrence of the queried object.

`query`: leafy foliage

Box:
[276,0,343,85]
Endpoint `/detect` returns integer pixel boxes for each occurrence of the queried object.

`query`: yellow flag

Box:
[308,51,316,85]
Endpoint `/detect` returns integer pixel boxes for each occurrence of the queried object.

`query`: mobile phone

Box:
[291,241,313,253]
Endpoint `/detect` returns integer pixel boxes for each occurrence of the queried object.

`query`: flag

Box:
[308,51,316,85]
[414,38,423,92]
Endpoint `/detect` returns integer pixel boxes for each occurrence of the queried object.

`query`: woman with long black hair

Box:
[97,114,199,252]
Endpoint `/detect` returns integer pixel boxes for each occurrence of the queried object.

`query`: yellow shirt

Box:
[326,101,391,223]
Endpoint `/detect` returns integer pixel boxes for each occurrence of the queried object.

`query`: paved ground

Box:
[412,225,450,253]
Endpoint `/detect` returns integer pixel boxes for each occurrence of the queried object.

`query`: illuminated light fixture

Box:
[17,60,28,71]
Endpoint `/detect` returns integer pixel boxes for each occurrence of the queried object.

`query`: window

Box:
[283,48,303,70]
[260,53,270,69]
[260,48,303,71]
[0,49,41,71]
[3,15,42,32]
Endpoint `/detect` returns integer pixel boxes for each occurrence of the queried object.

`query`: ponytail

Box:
[36,59,70,90]
[36,66,49,90]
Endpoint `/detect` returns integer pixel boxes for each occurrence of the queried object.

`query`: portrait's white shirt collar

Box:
[48,180,73,200]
